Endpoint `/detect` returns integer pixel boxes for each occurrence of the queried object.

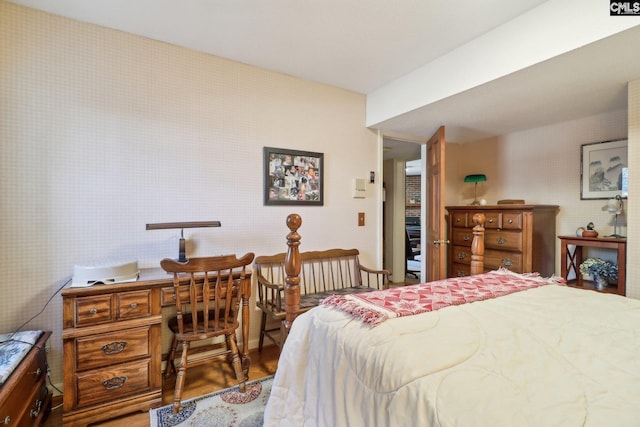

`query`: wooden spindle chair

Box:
[161,252,254,414]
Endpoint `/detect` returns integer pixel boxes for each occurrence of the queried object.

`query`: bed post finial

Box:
[284,214,302,338]
[471,213,485,275]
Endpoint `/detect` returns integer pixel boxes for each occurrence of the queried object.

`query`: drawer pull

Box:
[102,341,127,355]
[456,271,466,277]
[463,235,471,241]
[508,219,513,224]
[497,237,506,245]
[488,218,494,223]
[103,376,127,390]
[3,416,10,425]
[32,367,42,377]
[89,308,98,315]
[501,258,514,267]
[129,302,138,309]
[30,399,43,418]
[457,252,467,260]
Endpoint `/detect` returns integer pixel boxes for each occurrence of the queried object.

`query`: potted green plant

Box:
[579,258,618,289]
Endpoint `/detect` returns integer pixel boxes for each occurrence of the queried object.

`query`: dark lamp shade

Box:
[464,174,487,183]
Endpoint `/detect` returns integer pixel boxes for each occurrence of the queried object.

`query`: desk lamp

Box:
[146,221,221,262]
[464,174,487,205]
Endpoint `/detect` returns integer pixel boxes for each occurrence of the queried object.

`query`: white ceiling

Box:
[7,0,640,147]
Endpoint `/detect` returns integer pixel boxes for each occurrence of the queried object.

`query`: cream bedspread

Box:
[263,284,640,426]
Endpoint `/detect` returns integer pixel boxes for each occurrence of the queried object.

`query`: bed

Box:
[263,214,640,426]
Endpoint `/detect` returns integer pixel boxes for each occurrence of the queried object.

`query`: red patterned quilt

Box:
[320,268,565,326]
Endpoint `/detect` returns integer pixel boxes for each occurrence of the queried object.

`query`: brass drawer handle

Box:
[501,258,513,267]
[89,308,98,315]
[497,237,506,245]
[463,235,471,241]
[488,218,495,223]
[102,341,127,355]
[103,376,127,390]
[457,252,467,260]
[456,271,466,277]
[3,416,10,425]
[30,399,43,418]
[508,218,513,224]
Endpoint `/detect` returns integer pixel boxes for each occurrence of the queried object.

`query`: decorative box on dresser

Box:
[446,205,559,278]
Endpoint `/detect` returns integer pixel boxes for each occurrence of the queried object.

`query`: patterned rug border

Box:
[150,375,273,427]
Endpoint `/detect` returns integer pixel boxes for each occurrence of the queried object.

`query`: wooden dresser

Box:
[446,205,559,278]
[61,268,252,426]
[0,331,52,427]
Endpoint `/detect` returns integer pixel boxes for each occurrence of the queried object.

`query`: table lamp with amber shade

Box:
[464,174,486,205]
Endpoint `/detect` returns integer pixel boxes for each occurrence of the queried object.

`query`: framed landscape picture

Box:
[580,139,628,200]
[263,147,324,206]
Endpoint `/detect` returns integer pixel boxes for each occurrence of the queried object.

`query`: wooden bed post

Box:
[283,213,302,340]
[471,213,486,275]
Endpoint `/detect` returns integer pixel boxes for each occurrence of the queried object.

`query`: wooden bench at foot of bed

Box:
[255,213,391,351]
[279,212,486,342]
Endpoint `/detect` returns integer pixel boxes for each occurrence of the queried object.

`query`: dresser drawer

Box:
[451,228,474,247]
[485,230,523,252]
[451,211,468,228]
[117,290,151,320]
[75,326,151,371]
[484,249,523,272]
[484,212,501,229]
[76,295,113,326]
[76,358,151,408]
[501,212,522,230]
[451,245,472,265]
[450,262,471,277]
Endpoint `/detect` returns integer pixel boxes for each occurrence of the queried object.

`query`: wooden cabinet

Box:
[0,331,52,427]
[558,235,626,295]
[61,268,252,426]
[61,280,163,427]
[446,205,559,278]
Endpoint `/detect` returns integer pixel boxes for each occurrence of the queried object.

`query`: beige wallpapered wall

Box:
[0,1,379,386]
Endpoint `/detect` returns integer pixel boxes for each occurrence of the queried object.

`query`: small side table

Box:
[558,235,626,295]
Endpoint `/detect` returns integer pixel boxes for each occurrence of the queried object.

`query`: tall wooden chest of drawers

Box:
[446,205,559,278]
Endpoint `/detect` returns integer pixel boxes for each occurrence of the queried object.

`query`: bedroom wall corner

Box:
[626,79,640,300]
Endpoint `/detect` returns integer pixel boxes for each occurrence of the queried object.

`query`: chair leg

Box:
[226,333,246,393]
[165,334,178,379]
[258,312,267,352]
[172,341,189,414]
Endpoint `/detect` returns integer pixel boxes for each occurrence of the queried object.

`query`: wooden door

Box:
[426,126,446,281]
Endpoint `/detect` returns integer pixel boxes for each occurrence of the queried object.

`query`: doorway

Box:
[382,137,423,284]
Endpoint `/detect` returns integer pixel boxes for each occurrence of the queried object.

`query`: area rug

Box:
[150,376,273,427]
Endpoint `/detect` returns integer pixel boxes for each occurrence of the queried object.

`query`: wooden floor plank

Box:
[44,345,280,427]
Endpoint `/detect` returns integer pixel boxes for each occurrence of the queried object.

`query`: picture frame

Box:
[580,139,628,200]
[264,146,324,206]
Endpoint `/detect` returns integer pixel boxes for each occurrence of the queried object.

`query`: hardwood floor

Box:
[44,345,280,427]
